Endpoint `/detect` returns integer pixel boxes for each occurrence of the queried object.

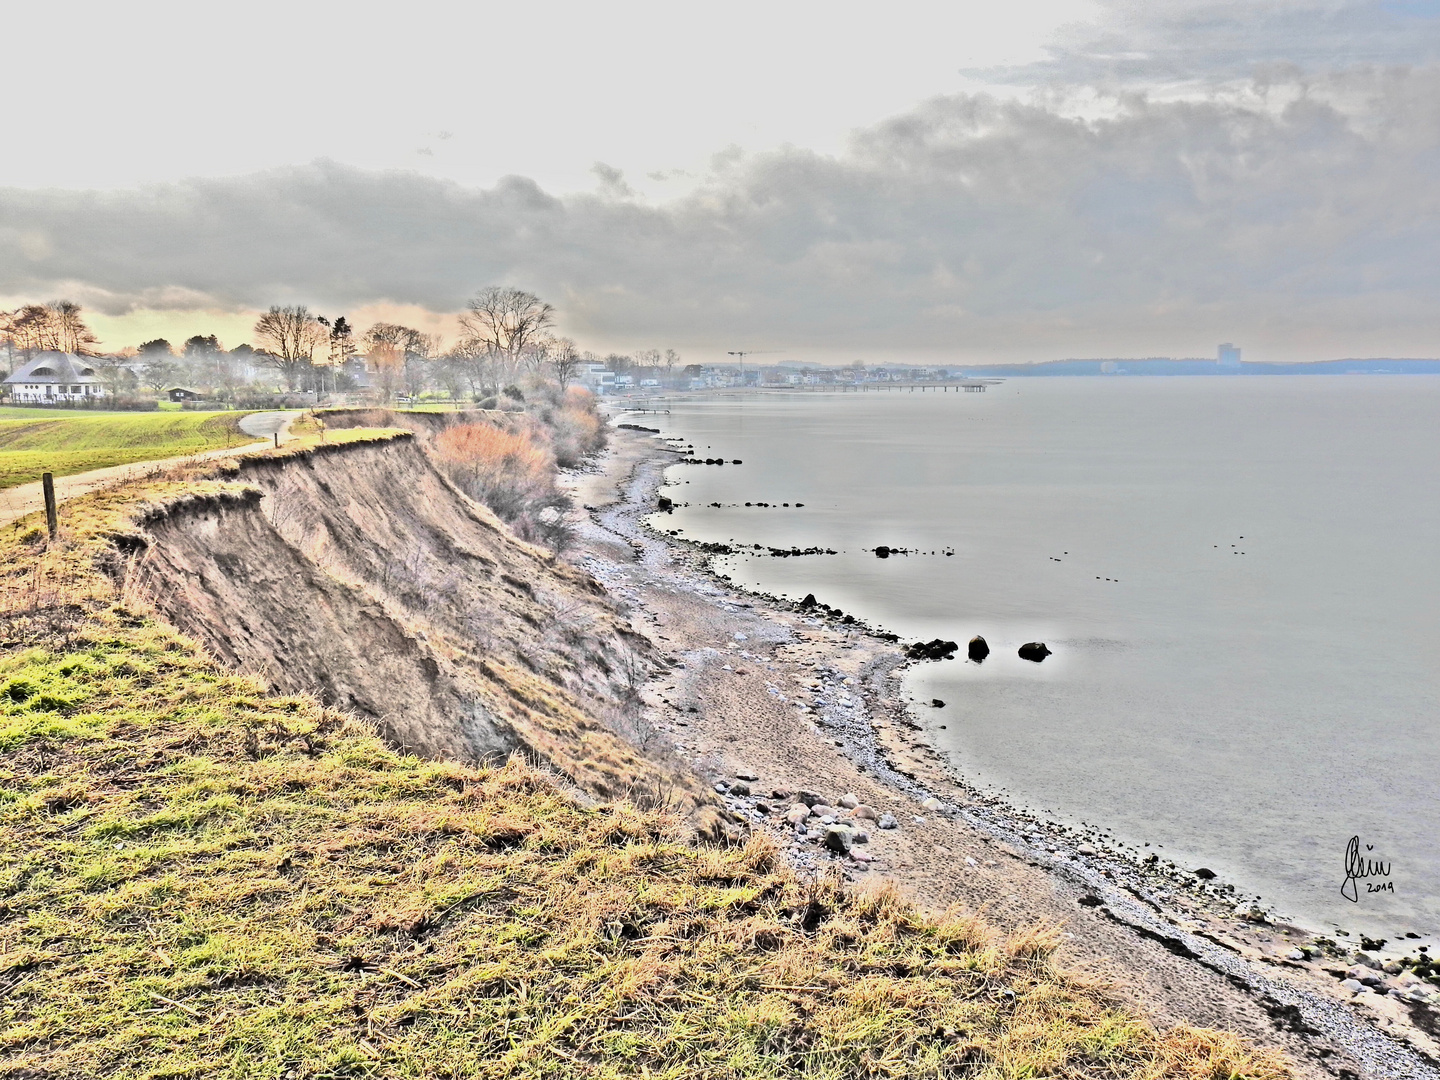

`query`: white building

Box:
[578,363,615,394]
[1218,343,1242,369]
[3,352,107,403]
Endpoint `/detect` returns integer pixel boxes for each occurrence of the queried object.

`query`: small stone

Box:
[1287,949,1306,961]
[1077,844,1098,857]
[754,801,772,815]
[1194,867,1217,880]
[853,805,878,821]
[921,797,942,812]
[1340,978,1366,993]
[786,805,811,826]
[838,793,859,809]
[797,790,824,807]
[1383,961,1403,974]
[850,830,869,844]
[735,772,759,782]
[809,804,836,818]
[877,812,899,830]
[824,825,853,854]
[729,782,751,797]
[714,782,729,793]
[771,788,792,800]
[850,850,873,863]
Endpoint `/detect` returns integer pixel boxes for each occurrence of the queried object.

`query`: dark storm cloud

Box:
[4,62,1440,355]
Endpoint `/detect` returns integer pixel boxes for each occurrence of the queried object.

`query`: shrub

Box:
[434,422,572,549]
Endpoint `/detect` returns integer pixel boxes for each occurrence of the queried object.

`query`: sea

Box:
[632,376,1440,940]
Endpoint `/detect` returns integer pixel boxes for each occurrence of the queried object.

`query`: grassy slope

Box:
[0,412,254,490]
[0,448,1289,1080]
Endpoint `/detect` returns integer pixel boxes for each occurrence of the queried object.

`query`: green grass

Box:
[0,462,1292,1080]
[0,412,254,490]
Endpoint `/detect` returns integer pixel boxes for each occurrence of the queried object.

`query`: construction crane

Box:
[726,350,783,386]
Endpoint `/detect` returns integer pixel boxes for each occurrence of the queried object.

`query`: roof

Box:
[2,352,102,385]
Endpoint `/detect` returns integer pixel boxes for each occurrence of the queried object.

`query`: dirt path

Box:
[565,430,1440,1080]
[0,412,297,531]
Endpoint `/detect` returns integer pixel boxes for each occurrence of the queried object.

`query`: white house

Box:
[578,364,616,394]
[3,352,107,403]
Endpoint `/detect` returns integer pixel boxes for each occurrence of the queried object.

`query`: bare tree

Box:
[48,301,99,354]
[458,287,554,388]
[253,305,327,390]
[550,337,583,389]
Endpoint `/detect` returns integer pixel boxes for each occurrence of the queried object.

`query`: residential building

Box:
[2,352,107,403]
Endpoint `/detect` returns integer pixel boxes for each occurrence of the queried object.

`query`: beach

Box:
[566,424,1440,1080]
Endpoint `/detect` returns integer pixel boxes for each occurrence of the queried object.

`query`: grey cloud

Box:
[4,65,1440,358]
[978,0,1440,88]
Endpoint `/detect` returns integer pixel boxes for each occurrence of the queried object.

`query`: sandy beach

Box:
[565,425,1440,1080]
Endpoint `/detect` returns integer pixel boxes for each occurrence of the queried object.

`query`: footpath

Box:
[0,411,295,530]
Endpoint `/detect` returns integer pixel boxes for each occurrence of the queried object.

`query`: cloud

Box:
[3,62,1440,360]
[978,0,1440,88]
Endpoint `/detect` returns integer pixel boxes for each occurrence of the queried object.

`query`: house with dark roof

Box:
[2,352,107,403]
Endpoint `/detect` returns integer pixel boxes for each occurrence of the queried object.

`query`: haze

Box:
[3,0,1439,362]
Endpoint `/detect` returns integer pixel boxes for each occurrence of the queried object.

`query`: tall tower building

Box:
[1218,343,1242,369]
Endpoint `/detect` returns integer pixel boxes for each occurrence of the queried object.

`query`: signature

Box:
[1341,836,1392,903]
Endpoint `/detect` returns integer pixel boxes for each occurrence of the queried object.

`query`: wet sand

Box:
[563,428,1440,1080]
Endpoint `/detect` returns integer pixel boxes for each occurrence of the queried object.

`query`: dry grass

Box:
[0,444,1292,1080]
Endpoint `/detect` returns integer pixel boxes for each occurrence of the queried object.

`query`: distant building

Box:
[1218,343,1242,369]
[578,364,615,394]
[166,386,205,402]
[2,352,107,403]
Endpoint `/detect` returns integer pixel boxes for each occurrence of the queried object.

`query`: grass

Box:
[0,448,1292,1080]
[0,411,258,490]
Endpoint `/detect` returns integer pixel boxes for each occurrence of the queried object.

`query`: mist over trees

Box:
[1,286,684,405]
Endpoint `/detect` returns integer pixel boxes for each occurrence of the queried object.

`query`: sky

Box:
[3,0,1440,363]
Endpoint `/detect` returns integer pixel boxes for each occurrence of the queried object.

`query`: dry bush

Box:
[434,422,567,539]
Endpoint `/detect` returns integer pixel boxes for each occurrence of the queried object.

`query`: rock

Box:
[657,496,674,511]
[930,698,946,708]
[877,812,899,830]
[799,593,818,610]
[1383,961,1403,975]
[1287,949,1306,961]
[714,782,730,793]
[785,804,811,826]
[770,788,792,800]
[853,805,878,821]
[875,546,891,559]
[851,850,873,863]
[736,772,760,782]
[838,793,859,809]
[796,790,824,807]
[968,635,990,661]
[1353,952,1382,970]
[1018,642,1052,662]
[824,825,853,854]
[1076,844,1098,857]
[809,804,836,818]
[850,830,869,844]
[906,638,959,661]
[728,782,751,797]
[921,797,943,812]
[1341,978,1366,994]
[1194,867,1217,880]
[754,801,772,815]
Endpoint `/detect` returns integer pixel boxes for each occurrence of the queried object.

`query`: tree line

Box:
[1,288,683,403]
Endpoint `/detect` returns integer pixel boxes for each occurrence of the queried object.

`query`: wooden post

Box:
[273,432,280,449]
[42,472,57,541]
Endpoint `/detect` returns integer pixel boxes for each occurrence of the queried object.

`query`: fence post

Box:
[42,472,58,541]
[273,432,280,449]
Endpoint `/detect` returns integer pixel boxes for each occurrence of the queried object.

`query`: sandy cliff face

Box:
[121,436,690,803]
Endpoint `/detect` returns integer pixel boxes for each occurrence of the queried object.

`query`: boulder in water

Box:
[874,545,891,559]
[1018,642,1052,662]
[798,593,818,610]
[968,635,990,661]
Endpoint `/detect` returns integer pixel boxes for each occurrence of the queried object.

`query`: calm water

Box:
[640,378,1440,937]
